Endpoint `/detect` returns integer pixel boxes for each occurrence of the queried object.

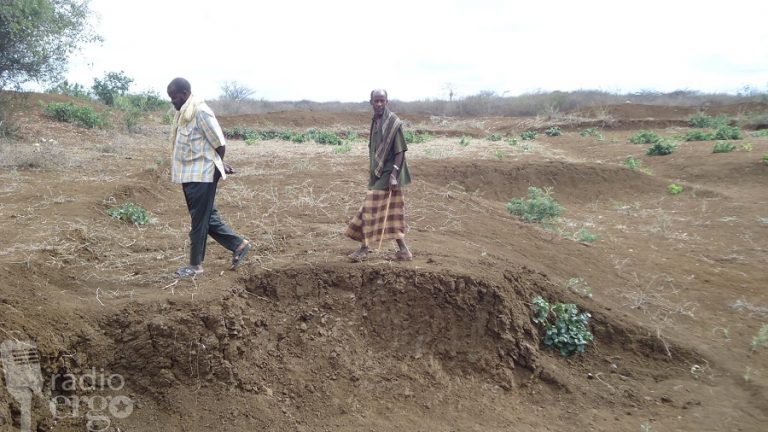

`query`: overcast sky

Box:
[64,0,768,102]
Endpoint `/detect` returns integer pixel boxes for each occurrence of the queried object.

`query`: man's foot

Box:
[392,249,413,261]
[231,240,252,270]
[174,266,203,279]
[348,246,369,262]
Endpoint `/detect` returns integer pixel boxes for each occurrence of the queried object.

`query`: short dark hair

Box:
[370,89,388,100]
[168,77,191,93]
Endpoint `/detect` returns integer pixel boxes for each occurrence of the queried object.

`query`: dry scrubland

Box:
[0,91,767,431]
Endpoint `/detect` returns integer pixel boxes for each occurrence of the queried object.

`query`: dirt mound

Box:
[416,159,668,203]
[219,111,431,131]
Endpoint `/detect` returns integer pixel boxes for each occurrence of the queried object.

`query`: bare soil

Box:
[0,94,767,431]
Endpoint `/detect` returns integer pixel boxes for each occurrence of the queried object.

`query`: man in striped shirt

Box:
[167,77,251,278]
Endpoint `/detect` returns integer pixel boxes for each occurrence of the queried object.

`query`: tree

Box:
[92,71,133,106]
[220,81,255,102]
[0,0,100,90]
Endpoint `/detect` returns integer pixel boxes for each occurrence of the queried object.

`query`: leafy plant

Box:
[580,127,603,139]
[404,130,433,144]
[750,129,768,137]
[713,125,742,140]
[505,137,519,146]
[459,136,471,147]
[43,102,106,128]
[646,140,677,156]
[494,149,505,160]
[244,138,259,145]
[741,143,753,152]
[629,130,661,144]
[688,112,730,128]
[763,153,768,166]
[545,126,562,137]
[46,80,90,99]
[752,324,768,351]
[486,133,503,141]
[667,183,683,195]
[685,130,714,141]
[623,156,641,170]
[506,186,563,224]
[712,141,736,153]
[576,228,599,243]
[309,129,342,145]
[333,142,352,154]
[566,277,593,298]
[520,130,537,140]
[531,296,594,357]
[91,71,133,106]
[107,202,149,225]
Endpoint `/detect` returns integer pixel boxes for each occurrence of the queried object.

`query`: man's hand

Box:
[224,163,236,175]
[389,173,398,191]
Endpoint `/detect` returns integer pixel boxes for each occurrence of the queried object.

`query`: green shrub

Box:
[684,130,714,141]
[545,126,562,137]
[531,296,593,357]
[43,102,106,128]
[520,130,537,140]
[741,143,753,152]
[762,153,768,166]
[494,149,505,160]
[629,130,661,144]
[750,129,768,137]
[576,228,599,243]
[309,129,342,145]
[712,141,736,153]
[486,133,503,141]
[46,80,90,99]
[646,140,677,156]
[506,186,563,223]
[505,137,519,146]
[404,130,433,144]
[667,183,683,195]
[752,325,768,351]
[107,202,149,225]
[713,125,742,140]
[580,127,602,139]
[459,136,471,147]
[333,142,352,154]
[244,138,259,145]
[688,112,730,128]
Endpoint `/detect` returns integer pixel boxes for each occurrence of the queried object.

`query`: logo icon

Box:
[1,340,44,432]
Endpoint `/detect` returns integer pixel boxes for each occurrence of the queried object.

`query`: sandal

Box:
[174,266,203,279]
[392,249,413,261]
[231,241,252,270]
[348,248,368,262]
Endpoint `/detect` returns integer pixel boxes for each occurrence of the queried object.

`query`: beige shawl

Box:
[371,108,402,178]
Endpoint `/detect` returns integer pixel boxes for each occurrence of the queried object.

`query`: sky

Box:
[62,0,768,102]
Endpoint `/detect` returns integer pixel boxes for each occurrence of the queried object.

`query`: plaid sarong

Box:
[345,189,406,245]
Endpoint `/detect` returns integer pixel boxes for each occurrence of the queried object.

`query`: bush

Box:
[576,228,599,243]
[545,126,562,137]
[688,112,730,128]
[685,130,714,141]
[43,102,105,128]
[667,183,683,195]
[459,136,471,147]
[762,153,768,166]
[712,141,736,153]
[580,127,602,138]
[333,142,352,154]
[750,129,768,137]
[46,80,90,99]
[532,296,593,357]
[752,325,768,351]
[308,129,342,145]
[646,140,677,156]
[486,133,503,141]
[92,71,133,106]
[107,202,149,225]
[629,130,661,144]
[506,186,563,223]
[623,156,641,170]
[404,130,433,144]
[713,125,742,140]
[520,130,537,140]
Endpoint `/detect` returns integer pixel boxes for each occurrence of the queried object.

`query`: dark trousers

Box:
[182,171,242,266]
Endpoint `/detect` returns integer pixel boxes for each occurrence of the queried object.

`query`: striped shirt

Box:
[171,103,227,183]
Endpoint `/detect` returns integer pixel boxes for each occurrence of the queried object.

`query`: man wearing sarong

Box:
[345,89,412,262]
[167,77,252,278]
